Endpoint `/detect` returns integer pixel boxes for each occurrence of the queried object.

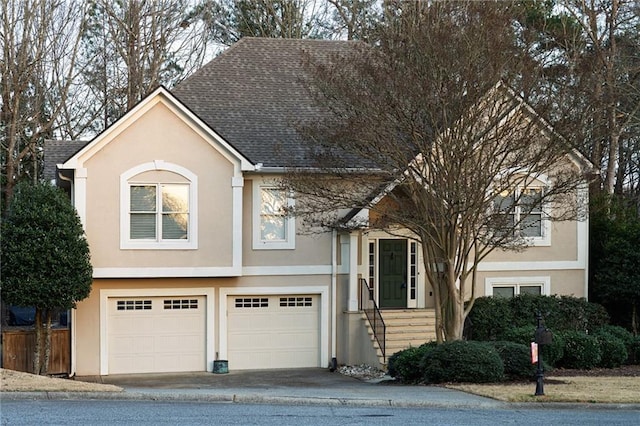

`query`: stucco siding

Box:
[81,102,235,269]
[241,179,333,267]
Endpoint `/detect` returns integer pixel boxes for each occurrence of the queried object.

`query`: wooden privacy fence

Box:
[1,328,70,375]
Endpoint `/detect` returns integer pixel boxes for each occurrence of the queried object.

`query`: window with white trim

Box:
[485,277,550,298]
[120,161,198,250]
[129,184,189,241]
[252,181,295,249]
[494,185,549,245]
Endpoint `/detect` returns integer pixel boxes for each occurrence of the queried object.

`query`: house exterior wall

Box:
[75,275,333,376]
[81,102,235,269]
[483,219,581,263]
[66,93,340,376]
[241,178,333,269]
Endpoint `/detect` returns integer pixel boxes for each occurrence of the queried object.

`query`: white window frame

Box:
[485,276,551,298]
[495,184,551,247]
[129,183,190,241]
[120,161,198,250]
[252,180,295,250]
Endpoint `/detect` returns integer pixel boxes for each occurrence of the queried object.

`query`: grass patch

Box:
[445,376,640,403]
[1,368,122,392]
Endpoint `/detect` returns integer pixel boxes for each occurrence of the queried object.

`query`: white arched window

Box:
[120,161,198,249]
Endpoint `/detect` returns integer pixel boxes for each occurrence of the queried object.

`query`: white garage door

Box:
[227,295,320,370]
[108,296,205,374]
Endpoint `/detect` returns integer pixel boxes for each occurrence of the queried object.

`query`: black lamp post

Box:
[534,311,553,396]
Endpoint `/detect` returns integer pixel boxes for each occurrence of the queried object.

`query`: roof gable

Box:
[340,83,593,225]
[61,86,254,172]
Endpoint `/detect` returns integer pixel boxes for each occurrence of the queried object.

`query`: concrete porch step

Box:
[361,308,437,368]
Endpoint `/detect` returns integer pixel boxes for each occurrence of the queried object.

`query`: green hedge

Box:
[557,331,602,369]
[467,295,609,340]
[465,297,514,341]
[421,341,504,384]
[489,341,537,381]
[596,333,628,368]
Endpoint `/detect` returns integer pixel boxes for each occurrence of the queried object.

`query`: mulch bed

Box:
[547,364,640,377]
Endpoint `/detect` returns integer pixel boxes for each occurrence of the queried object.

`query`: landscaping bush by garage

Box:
[421,340,504,384]
[540,332,565,368]
[558,331,602,369]
[489,341,536,381]
[387,342,436,383]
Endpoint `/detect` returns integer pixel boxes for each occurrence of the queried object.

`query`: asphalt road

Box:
[2,400,639,426]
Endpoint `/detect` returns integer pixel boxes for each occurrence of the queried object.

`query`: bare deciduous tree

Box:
[80,0,211,132]
[526,0,640,197]
[1,0,86,212]
[190,0,374,44]
[287,1,589,342]
[325,0,380,40]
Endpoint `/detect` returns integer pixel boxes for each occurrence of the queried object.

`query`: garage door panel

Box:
[227,294,320,370]
[108,296,205,374]
[274,333,317,347]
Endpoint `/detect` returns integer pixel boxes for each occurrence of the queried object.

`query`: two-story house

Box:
[46,38,590,377]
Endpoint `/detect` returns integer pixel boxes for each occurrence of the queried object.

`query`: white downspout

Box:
[330,229,338,370]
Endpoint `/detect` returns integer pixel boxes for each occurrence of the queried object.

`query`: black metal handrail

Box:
[359,278,386,362]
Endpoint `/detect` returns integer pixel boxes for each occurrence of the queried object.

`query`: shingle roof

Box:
[172,37,358,168]
[43,139,89,182]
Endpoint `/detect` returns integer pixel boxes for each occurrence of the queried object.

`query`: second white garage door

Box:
[107,296,206,374]
[227,295,320,370]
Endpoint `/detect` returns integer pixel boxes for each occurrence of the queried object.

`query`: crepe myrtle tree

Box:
[1,182,92,374]
[286,1,590,342]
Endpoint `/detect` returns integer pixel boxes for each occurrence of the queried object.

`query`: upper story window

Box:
[129,184,189,240]
[252,181,295,250]
[121,161,197,250]
[494,185,550,246]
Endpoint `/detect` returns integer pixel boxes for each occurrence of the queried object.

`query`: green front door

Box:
[379,239,407,308]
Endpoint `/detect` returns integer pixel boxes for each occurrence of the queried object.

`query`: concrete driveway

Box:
[79,368,364,390]
[73,368,505,409]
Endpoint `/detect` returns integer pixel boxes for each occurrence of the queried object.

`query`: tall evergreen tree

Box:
[1,0,86,212]
[1,183,92,374]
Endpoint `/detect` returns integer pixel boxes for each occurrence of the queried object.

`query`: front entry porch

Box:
[359,278,436,368]
[343,233,437,369]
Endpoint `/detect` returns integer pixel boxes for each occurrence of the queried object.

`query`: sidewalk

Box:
[2,368,505,408]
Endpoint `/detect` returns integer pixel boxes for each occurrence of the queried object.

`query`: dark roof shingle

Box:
[172,37,358,168]
[43,139,88,182]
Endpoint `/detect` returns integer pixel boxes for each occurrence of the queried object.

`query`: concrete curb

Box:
[5,391,639,411]
[1,390,505,408]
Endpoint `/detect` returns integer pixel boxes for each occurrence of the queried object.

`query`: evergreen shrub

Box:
[467,295,609,341]
[465,297,512,340]
[489,341,536,381]
[594,331,628,368]
[558,331,602,369]
[421,341,504,384]
[387,342,436,383]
